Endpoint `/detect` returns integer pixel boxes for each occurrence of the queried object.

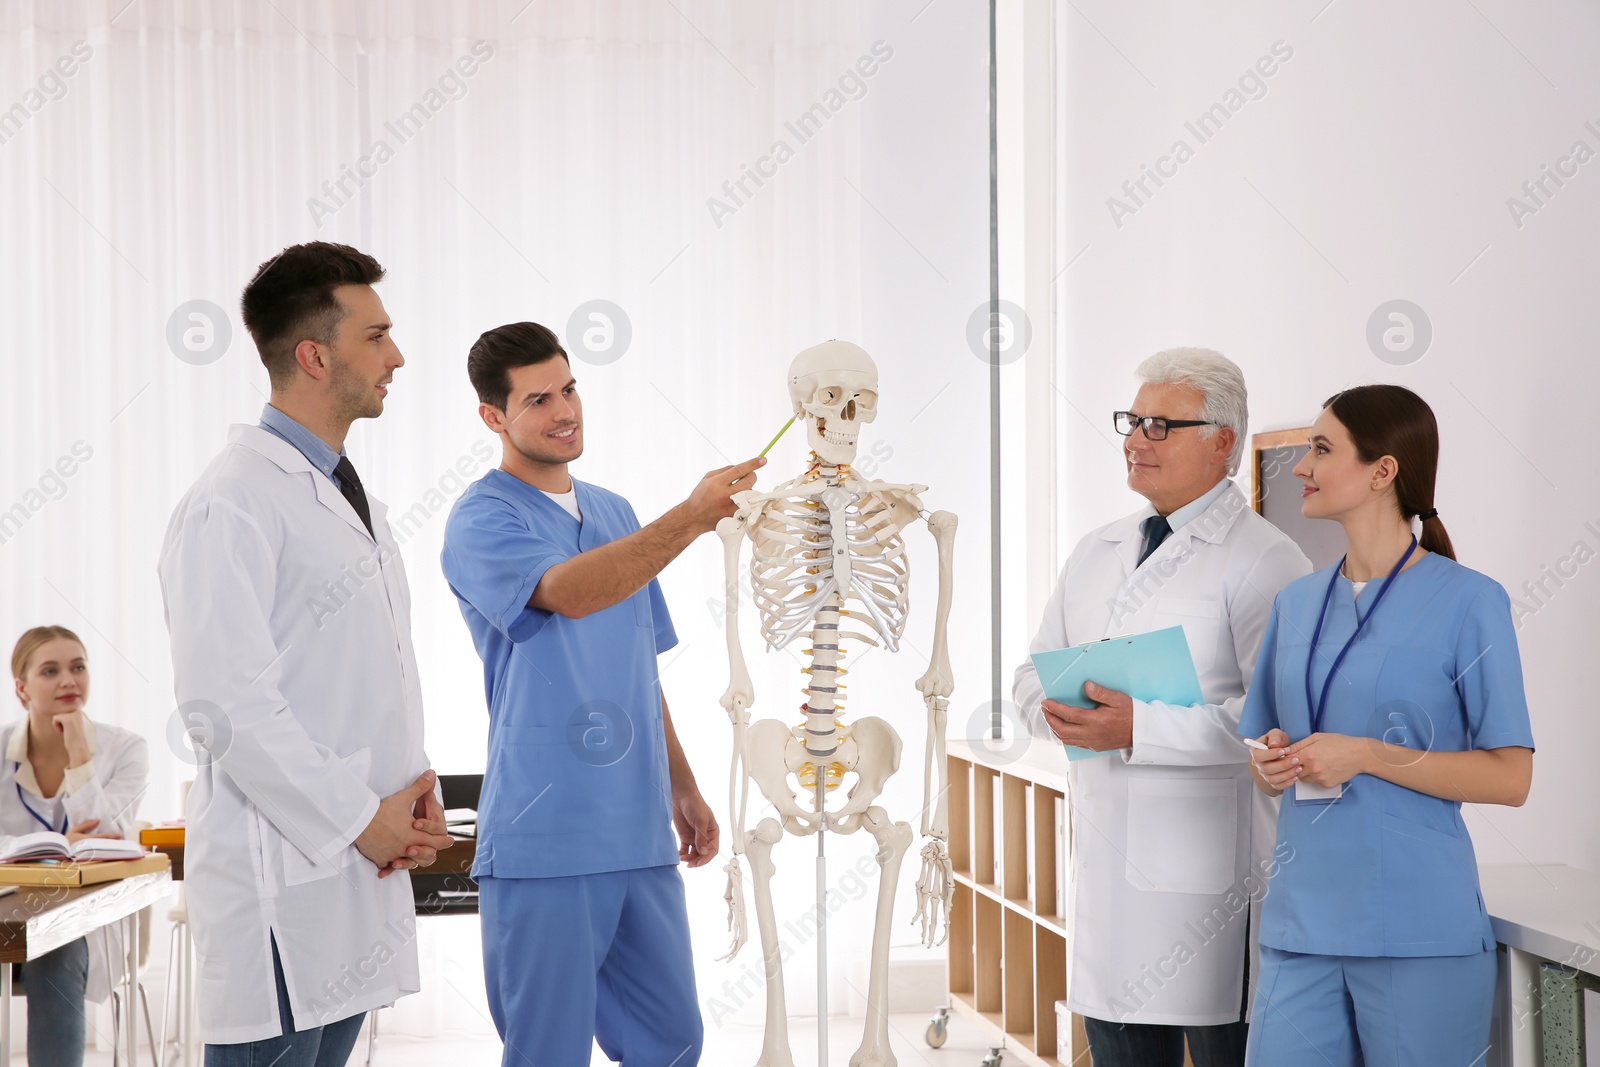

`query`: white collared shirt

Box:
[5,715,100,805]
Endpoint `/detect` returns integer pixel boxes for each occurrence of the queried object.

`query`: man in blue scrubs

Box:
[441,321,765,1066]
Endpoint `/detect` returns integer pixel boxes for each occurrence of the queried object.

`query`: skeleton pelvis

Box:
[741,715,903,835]
[789,724,858,791]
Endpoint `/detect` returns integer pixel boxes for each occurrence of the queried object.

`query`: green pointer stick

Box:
[759,415,797,458]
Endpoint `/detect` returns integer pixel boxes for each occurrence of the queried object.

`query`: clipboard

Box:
[1029,625,1204,761]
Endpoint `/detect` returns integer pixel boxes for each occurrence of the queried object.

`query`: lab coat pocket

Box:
[1154,598,1225,675]
[1124,777,1238,895]
[281,747,373,887]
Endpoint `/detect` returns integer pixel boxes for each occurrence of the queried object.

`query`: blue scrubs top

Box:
[1238,552,1534,958]
[441,470,679,879]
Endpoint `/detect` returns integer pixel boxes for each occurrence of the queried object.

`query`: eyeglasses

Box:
[1112,411,1218,440]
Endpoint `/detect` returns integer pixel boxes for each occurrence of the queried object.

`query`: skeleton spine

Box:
[804,456,846,758]
[804,596,844,756]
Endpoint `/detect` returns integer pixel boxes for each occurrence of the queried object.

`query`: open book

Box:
[0,830,146,863]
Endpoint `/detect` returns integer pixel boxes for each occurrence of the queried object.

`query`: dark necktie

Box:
[1137,514,1171,567]
[332,456,374,538]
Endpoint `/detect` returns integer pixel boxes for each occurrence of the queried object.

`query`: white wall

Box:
[1008,0,1600,869]
[0,0,992,1046]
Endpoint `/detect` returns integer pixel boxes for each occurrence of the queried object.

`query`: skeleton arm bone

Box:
[715,514,755,961]
[913,509,958,947]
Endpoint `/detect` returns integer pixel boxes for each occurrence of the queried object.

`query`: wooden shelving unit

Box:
[945,738,1085,1066]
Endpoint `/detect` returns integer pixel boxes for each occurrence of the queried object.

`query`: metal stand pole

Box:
[2,952,12,1064]
[815,773,827,1066]
[124,912,139,1066]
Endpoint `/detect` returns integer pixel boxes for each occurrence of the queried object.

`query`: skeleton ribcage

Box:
[747,492,911,652]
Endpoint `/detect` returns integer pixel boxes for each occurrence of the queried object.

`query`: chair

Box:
[155,886,191,1067]
[410,773,482,916]
[108,819,160,1066]
[107,937,158,1067]
[365,773,482,1064]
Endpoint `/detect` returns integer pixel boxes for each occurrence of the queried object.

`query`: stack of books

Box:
[0,831,167,886]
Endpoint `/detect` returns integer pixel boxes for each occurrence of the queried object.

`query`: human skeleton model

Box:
[716,340,957,1067]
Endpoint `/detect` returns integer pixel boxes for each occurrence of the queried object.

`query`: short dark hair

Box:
[240,242,385,388]
[468,322,568,410]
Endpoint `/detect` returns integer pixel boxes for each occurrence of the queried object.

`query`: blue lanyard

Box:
[15,779,69,834]
[1304,538,1417,734]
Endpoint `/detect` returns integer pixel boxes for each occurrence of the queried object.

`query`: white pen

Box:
[1243,737,1271,751]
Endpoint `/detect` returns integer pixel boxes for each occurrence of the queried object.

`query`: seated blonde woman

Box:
[4,626,148,1067]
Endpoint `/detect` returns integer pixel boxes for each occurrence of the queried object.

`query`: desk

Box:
[0,868,173,1064]
[1480,864,1600,1066]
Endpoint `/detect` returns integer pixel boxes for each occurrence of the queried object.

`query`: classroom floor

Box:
[65,1010,995,1066]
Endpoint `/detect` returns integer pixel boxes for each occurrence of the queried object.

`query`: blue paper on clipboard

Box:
[1029,625,1204,761]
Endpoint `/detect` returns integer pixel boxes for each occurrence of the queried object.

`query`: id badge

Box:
[1293,780,1343,805]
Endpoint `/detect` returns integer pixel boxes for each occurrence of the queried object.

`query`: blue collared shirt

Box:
[258,404,348,491]
[1161,476,1230,530]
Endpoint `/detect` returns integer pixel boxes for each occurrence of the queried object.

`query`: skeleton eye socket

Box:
[817,387,841,405]
[855,390,878,409]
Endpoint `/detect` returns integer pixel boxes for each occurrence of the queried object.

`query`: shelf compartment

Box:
[973,764,998,885]
[1003,908,1035,1035]
[1033,784,1064,919]
[1035,924,1067,1059]
[949,882,975,996]
[975,892,1003,1015]
[948,756,972,875]
[1002,774,1029,901]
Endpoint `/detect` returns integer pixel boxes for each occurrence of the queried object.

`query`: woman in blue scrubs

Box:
[1239,385,1534,1066]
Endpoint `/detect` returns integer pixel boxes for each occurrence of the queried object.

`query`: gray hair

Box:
[1135,347,1248,476]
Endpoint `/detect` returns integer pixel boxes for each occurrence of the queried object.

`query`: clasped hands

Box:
[1248,728,1374,794]
[354,770,455,879]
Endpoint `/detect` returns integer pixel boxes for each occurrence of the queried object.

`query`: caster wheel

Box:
[925,1007,949,1048]
[979,1047,1003,1067]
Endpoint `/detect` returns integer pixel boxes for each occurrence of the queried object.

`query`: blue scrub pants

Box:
[480,865,702,1067]
[1246,944,1495,1066]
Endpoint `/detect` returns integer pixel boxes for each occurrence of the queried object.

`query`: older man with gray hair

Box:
[1014,348,1310,1067]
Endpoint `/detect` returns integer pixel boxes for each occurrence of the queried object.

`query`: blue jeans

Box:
[17,936,89,1067]
[204,939,365,1067]
[1084,1015,1248,1067]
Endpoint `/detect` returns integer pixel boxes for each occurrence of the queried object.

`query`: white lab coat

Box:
[1013,481,1311,1027]
[158,424,429,1044]
[0,718,148,1003]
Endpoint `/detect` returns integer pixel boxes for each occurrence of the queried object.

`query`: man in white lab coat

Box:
[1013,349,1310,1067]
[159,242,454,1067]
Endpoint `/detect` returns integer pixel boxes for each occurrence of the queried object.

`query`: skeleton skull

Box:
[788,340,879,466]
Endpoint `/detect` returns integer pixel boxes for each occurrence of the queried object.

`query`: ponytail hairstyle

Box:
[1322,384,1456,561]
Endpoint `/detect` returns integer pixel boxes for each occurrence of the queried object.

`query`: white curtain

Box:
[1,0,990,1051]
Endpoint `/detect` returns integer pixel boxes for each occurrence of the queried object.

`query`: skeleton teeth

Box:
[822,428,857,445]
